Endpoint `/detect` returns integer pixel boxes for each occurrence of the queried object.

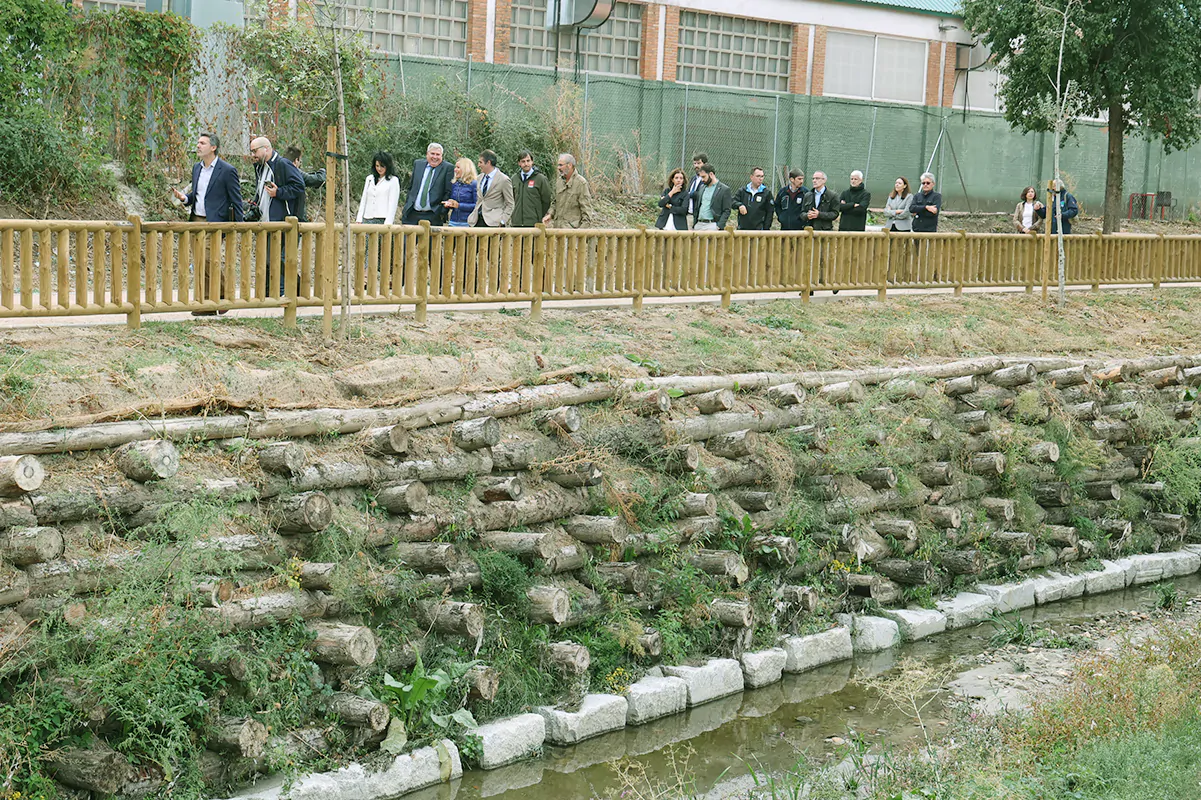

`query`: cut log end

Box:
[0,455,46,496]
[114,440,180,483]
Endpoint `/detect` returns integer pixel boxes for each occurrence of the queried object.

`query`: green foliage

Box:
[475,550,533,613]
[0,0,76,106]
[1153,582,1180,611]
[378,654,480,733]
[1150,440,1201,515]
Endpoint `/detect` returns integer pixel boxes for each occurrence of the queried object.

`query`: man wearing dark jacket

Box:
[909,172,942,232]
[801,171,839,230]
[735,167,774,230]
[775,170,807,230]
[1036,180,1079,234]
[402,143,454,225]
[510,151,553,227]
[691,164,733,230]
[838,170,871,231]
[174,132,243,223]
[285,145,326,223]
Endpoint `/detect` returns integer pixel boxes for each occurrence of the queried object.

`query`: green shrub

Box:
[0,110,102,206]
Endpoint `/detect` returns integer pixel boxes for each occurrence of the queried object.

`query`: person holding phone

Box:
[250,136,304,295]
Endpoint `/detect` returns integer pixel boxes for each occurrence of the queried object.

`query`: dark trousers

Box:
[402,209,440,226]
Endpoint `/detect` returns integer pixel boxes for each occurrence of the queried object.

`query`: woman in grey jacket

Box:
[883,177,913,232]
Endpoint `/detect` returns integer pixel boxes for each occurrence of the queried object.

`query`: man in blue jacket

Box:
[1036,180,1079,234]
[174,132,244,315]
[174,132,243,223]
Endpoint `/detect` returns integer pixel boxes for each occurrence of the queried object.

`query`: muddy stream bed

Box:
[402,574,1201,800]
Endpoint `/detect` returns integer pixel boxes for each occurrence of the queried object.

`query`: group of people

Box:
[657,154,944,235]
[351,143,594,230]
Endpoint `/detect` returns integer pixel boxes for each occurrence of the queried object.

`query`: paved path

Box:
[0,282,1188,330]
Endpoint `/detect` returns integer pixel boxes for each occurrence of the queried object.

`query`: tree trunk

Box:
[452,417,501,451]
[916,462,954,486]
[258,442,307,476]
[480,531,561,559]
[1043,525,1079,547]
[326,692,390,731]
[688,550,749,585]
[857,468,897,490]
[114,440,180,482]
[926,505,962,529]
[875,558,935,585]
[680,492,717,517]
[706,429,760,459]
[968,452,1006,476]
[549,641,591,675]
[592,562,650,594]
[953,410,991,433]
[491,433,562,471]
[749,534,798,566]
[884,379,927,400]
[694,388,736,414]
[638,628,663,657]
[703,454,769,489]
[765,383,805,407]
[726,490,776,511]
[208,590,327,630]
[1027,442,1061,463]
[209,716,270,759]
[544,461,603,488]
[1083,481,1122,501]
[944,374,979,396]
[845,573,901,604]
[466,664,500,702]
[1045,365,1090,387]
[474,475,525,502]
[466,484,592,533]
[417,600,485,639]
[0,563,30,607]
[1103,99,1124,234]
[991,530,1036,555]
[534,406,583,435]
[981,498,1015,523]
[526,585,571,624]
[987,363,1036,388]
[381,542,460,572]
[818,380,865,404]
[48,742,132,794]
[940,549,983,575]
[873,518,918,541]
[563,515,630,545]
[376,481,430,514]
[710,598,754,627]
[357,426,410,456]
[0,455,45,496]
[271,491,333,534]
[0,526,64,565]
[627,388,672,415]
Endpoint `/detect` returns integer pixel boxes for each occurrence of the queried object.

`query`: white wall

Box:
[661,0,972,44]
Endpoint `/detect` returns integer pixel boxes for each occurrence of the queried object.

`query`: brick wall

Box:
[468,0,488,62]
[639,2,661,81]
[661,5,680,82]
[923,40,941,106]
[494,0,512,64]
[941,42,957,107]
[810,26,827,96]
[789,23,810,95]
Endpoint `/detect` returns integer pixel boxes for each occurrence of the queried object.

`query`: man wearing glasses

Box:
[909,172,942,232]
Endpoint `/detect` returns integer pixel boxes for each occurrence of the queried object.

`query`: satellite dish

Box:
[547,0,614,31]
[957,40,993,71]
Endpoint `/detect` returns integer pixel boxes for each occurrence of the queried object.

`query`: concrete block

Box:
[662,658,744,706]
[474,713,545,770]
[1111,558,1138,586]
[222,739,462,800]
[1164,551,1201,577]
[1127,555,1167,585]
[879,608,947,641]
[977,581,1037,612]
[537,694,628,745]
[1083,560,1128,595]
[625,676,688,726]
[1032,572,1085,604]
[780,627,853,674]
[836,614,900,653]
[740,648,787,689]
[935,592,996,629]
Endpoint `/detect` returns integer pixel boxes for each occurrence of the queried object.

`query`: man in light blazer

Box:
[173,132,243,223]
[467,150,514,227]
[402,143,454,225]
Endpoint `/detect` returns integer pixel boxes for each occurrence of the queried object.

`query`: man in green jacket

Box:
[510,151,553,227]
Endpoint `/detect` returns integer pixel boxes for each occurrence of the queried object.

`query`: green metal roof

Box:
[835,0,963,18]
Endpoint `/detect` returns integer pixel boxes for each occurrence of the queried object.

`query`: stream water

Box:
[407,575,1201,800]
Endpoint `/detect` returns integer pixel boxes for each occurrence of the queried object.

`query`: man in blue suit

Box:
[174,132,244,315]
[174,132,244,223]
[401,143,454,225]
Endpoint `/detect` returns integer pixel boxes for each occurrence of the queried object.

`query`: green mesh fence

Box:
[375,55,1201,217]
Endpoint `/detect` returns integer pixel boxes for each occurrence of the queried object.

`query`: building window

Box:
[824,31,926,104]
[953,66,1003,113]
[677,10,791,92]
[81,0,146,10]
[511,0,642,75]
[340,0,469,60]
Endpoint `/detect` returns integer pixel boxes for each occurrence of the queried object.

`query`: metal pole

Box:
[925,123,945,175]
[680,84,689,169]
[864,106,878,180]
[771,94,780,183]
[583,71,590,165]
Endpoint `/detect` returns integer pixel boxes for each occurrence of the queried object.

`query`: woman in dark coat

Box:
[656,168,689,230]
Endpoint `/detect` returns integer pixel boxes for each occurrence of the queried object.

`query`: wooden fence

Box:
[2,216,1200,330]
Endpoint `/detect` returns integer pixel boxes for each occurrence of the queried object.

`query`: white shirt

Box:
[1022,202,1036,230]
[356,175,400,225]
[194,160,215,218]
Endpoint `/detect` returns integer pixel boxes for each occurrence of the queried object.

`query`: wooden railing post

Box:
[416,219,430,323]
[1092,231,1103,291]
[954,229,966,297]
[284,216,299,328]
[721,229,734,309]
[876,228,889,301]
[322,125,337,340]
[126,215,142,329]
[532,223,547,321]
[801,227,812,303]
[1041,182,1053,302]
[633,224,646,313]
[1154,233,1164,289]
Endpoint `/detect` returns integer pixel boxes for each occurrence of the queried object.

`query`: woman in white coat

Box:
[356,151,400,226]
